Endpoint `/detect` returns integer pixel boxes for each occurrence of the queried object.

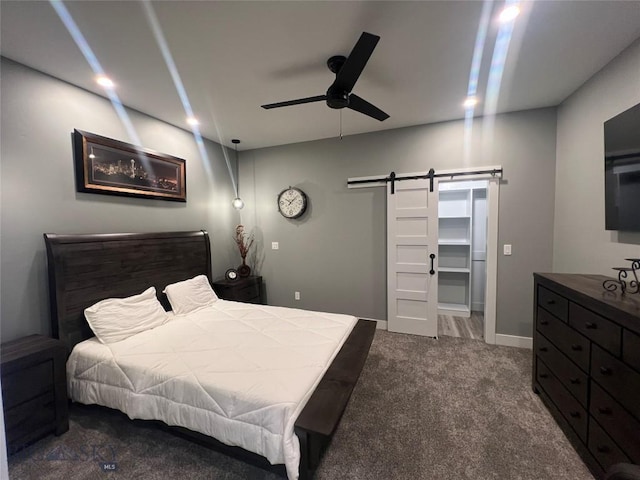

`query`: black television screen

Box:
[604,102,640,231]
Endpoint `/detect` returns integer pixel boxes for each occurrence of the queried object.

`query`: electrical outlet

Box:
[272,242,279,250]
[294,291,300,300]
[504,244,512,256]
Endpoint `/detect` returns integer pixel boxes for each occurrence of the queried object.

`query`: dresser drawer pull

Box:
[570,344,582,351]
[600,367,612,375]
[540,320,549,326]
[569,411,581,418]
[598,407,612,415]
[539,373,549,379]
[547,300,556,305]
[539,347,548,352]
[569,377,580,385]
[597,445,611,454]
[585,322,597,329]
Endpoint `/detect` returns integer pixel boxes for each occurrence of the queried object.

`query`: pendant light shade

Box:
[231,139,244,210]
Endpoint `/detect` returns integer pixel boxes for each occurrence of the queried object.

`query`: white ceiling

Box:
[2,1,640,151]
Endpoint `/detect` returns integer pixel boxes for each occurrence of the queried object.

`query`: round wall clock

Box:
[225,268,239,281]
[277,187,308,219]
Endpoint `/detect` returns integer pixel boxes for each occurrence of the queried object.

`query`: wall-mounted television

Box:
[604,102,640,231]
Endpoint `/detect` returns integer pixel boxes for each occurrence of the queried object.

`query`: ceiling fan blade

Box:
[332,32,380,93]
[261,95,326,109]
[348,94,389,121]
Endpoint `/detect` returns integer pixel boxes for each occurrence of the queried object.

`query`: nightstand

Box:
[212,275,264,304]
[1,334,69,454]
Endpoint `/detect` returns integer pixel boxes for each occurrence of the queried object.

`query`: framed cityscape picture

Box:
[73,129,186,202]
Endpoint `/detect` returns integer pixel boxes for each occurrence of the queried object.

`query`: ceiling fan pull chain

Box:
[340,110,343,140]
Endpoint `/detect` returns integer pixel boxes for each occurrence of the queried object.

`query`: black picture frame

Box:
[73,129,186,202]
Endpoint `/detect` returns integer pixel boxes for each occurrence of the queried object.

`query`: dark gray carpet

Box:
[9,331,594,480]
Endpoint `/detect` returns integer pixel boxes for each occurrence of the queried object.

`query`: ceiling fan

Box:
[261,32,389,121]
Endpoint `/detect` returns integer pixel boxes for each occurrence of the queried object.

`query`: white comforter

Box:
[67,300,357,480]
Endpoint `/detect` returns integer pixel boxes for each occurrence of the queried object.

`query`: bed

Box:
[44,230,375,480]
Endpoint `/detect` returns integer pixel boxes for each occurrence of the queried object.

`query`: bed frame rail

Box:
[295,318,377,479]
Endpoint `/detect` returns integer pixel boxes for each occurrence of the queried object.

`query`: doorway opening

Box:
[437,179,487,341]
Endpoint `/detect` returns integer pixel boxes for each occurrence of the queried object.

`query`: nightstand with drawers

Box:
[212,275,264,304]
[533,273,640,478]
[1,334,69,454]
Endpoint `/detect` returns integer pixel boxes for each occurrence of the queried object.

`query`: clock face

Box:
[277,187,307,219]
[225,268,238,281]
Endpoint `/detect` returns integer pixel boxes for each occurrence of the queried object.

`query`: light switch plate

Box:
[504,244,512,256]
[272,242,279,250]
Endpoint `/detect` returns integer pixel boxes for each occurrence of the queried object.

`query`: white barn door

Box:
[387,178,438,337]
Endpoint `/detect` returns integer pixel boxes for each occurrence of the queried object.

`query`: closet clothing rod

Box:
[347,167,503,193]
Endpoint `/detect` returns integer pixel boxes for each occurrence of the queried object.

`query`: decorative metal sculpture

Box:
[603,258,640,294]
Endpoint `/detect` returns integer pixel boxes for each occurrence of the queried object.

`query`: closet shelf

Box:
[438,267,471,273]
[438,240,471,245]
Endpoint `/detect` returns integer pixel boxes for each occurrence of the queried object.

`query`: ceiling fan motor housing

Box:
[326,85,349,109]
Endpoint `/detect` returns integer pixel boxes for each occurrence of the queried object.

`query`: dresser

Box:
[212,275,264,304]
[1,334,69,454]
[533,273,640,478]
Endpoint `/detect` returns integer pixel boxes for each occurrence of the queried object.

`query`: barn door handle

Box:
[429,254,436,275]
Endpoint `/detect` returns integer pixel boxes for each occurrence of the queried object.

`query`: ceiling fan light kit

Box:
[261,32,389,122]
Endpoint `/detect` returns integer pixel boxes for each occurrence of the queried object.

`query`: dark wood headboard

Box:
[44,230,212,352]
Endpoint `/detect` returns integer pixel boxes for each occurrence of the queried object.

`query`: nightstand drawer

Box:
[233,283,261,302]
[590,382,640,463]
[1,335,69,454]
[2,360,53,408]
[591,344,640,420]
[589,419,631,471]
[5,391,56,445]
[538,286,568,322]
[537,307,590,372]
[536,334,588,406]
[537,358,587,442]
[212,276,263,304]
[570,303,621,356]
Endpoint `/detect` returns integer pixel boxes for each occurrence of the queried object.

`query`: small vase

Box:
[238,256,251,277]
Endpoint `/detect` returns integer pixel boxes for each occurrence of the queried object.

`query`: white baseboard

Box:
[495,334,532,349]
[368,320,531,348]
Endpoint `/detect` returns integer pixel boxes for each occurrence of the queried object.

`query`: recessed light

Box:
[463,97,478,108]
[498,5,520,23]
[95,75,114,88]
[186,117,200,126]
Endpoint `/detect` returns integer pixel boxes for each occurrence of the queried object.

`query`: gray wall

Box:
[554,38,640,272]
[0,59,239,342]
[239,108,558,338]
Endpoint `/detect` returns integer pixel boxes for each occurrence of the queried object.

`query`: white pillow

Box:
[84,287,169,344]
[163,274,218,315]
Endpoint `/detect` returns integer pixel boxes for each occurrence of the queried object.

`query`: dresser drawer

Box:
[1,360,53,409]
[588,419,631,471]
[591,344,640,420]
[569,303,621,356]
[590,382,640,463]
[536,358,587,442]
[623,329,640,372]
[536,334,588,406]
[537,307,590,372]
[537,286,568,322]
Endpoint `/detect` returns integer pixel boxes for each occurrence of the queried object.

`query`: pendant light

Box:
[231,139,244,210]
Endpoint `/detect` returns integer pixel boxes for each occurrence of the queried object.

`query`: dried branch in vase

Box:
[234,224,254,260]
